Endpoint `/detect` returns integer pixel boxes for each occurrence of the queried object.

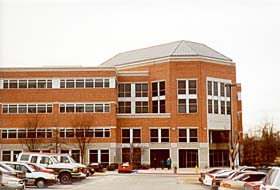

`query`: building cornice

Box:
[0,66,116,72]
[116,56,235,71]
[117,71,149,77]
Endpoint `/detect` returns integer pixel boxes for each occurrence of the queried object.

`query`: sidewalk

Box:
[136,167,203,175]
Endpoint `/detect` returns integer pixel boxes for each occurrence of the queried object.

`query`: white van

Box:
[17,152,85,184]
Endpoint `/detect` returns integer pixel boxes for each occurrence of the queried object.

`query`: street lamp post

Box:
[225,83,241,169]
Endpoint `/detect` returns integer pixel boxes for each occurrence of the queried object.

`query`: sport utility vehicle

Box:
[17,152,85,184]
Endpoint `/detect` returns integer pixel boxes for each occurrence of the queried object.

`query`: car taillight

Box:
[208,174,214,178]
[222,183,231,188]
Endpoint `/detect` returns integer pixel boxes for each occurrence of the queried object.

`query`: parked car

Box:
[52,153,89,176]
[239,166,257,172]
[88,163,103,172]
[211,170,251,188]
[199,169,223,183]
[118,163,133,173]
[0,168,25,190]
[203,169,234,186]
[17,152,86,184]
[244,181,263,190]
[0,162,26,180]
[2,161,57,188]
[220,172,266,190]
[260,167,280,190]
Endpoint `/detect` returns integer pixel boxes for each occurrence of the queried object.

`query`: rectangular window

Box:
[161,129,169,142]
[37,129,46,138]
[135,83,148,97]
[189,80,197,94]
[178,99,186,113]
[208,100,213,114]
[104,79,110,88]
[85,79,94,88]
[89,150,98,163]
[159,81,165,96]
[2,105,8,114]
[2,151,11,161]
[189,129,198,142]
[105,129,110,137]
[214,100,219,114]
[179,129,187,142]
[76,129,85,137]
[152,82,158,97]
[95,129,103,137]
[122,129,130,143]
[28,80,36,88]
[60,129,65,138]
[95,104,103,112]
[105,104,110,112]
[118,84,131,97]
[18,129,27,138]
[150,129,158,142]
[38,104,46,113]
[60,80,65,88]
[9,80,18,88]
[19,80,27,88]
[72,150,81,163]
[226,85,231,97]
[9,105,17,114]
[28,105,36,113]
[4,80,8,88]
[133,129,141,143]
[66,129,74,138]
[189,99,197,113]
[85,104,94,112]
[221,101,225,114]
[160,100,165,113]
[118,101,131,114]
[66,104,75,113]
[27,129,36,138]
[9,130,17,138]
[135,101,148,113]
[76,79,84,88]
[76,104,84,113]
[19,105,27,114]
[46,129,52,138]
[60,104,65,113]
[214,82,218,96]
[38,80,46,88]
[66,79,75,88]
[85,129,94,137]
[47,104,52,113]
[95,79,103,88]
[47,80,52,88]
[208,81,212,95]
[101,150,109,167]
[152,100,158,113]
[2,130,8,138]
[178,80,186,94]
[226,101,231,115]
[220,83,225,97]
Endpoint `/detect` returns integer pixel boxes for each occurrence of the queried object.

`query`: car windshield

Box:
[69,157,76,163]
[50,156,59,164]
[264,168,279,186]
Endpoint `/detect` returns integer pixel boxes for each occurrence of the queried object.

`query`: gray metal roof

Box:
[100,40,232,67]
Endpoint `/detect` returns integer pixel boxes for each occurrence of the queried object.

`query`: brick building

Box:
[0,40,242,168]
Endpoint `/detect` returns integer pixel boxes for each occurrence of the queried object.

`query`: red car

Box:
[118,163,133,173]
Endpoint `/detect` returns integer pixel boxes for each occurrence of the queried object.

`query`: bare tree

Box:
[20,116,42,151]
[71,116,93,164]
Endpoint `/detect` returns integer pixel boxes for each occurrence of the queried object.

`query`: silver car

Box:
[0,167,25,190]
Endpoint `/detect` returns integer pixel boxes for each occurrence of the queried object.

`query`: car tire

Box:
[59,173,72,184]
[36,179,46,188]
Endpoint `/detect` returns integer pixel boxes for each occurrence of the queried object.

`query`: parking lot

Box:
[35,174,209,190]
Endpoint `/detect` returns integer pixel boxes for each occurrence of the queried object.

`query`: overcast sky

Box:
[1,0,280,132]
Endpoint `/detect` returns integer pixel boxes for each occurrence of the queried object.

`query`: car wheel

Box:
[36,179,46,188]
[59,173,72,184]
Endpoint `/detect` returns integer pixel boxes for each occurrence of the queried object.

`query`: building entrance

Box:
[150,149,170,169]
